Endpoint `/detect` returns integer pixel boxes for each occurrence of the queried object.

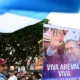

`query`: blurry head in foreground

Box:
[0,58,7,73]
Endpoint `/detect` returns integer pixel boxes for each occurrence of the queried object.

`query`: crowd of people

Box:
[1,27,80,80]
[0,58,42,80]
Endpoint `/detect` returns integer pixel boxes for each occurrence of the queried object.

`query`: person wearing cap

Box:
[43,30,68,78]
[8,70,17,80]
[43,33,51,49]
[43,33,51,55]
[0,58,7,80]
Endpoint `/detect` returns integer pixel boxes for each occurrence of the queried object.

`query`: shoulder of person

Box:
[13,75,17,80]
[13,75,17,78]
[0,77,5,80]
[0,74,5,80]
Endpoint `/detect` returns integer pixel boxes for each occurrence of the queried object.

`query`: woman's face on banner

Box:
[43,41,50,49]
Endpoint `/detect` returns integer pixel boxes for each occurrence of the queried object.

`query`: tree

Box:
[0,19,49,70]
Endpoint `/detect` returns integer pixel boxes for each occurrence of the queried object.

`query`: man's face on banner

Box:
[65,41,79,63]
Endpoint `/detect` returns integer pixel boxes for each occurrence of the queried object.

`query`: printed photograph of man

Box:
[42,26,80,79]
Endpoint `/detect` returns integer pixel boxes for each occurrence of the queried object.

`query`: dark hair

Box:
[15,72,20,76]
[57,41,65,62]
[33,71,41,79]
[20,75,26,80]
[44,27,50,33]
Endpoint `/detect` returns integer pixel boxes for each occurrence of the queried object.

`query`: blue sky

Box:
[0,0,80,13]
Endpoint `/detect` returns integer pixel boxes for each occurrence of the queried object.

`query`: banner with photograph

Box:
[42,24,80,80]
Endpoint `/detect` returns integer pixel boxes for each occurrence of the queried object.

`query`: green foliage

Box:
[0,19,49,69]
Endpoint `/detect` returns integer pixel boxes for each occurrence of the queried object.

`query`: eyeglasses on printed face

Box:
[65,47,77,52]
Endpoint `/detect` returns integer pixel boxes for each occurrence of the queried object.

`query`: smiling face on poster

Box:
[42,24,80,80]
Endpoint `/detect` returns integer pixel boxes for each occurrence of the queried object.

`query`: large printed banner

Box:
[42,24,80,80]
